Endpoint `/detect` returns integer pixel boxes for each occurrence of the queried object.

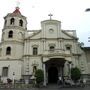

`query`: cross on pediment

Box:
[48,13,53,20]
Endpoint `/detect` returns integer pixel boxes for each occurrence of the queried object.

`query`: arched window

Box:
[8,31,13,38]
[33,66,37,74]
[66,44,72,51]
[19,19,23,27]
[66,46,71,50]
[6,47,11,55]
[33,47,38,55]
[10,18,15,25]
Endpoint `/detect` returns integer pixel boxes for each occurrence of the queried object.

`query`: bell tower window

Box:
[6,47,11,55]
[10,18,15,25]
[19,19,23,27]
[8,31,13,38]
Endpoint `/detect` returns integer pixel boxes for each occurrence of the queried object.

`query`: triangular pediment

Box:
[26,30,41,39]
[61,30,78,40]
[25,29,78,40]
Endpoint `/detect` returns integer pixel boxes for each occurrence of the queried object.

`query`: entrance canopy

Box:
[45,58,66,66]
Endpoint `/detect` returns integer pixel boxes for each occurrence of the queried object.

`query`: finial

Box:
[16,0,20,8]
[48,13,53,20]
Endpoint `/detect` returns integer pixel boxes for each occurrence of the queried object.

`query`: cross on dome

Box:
[16,0,20,7]
[12,0,21,15]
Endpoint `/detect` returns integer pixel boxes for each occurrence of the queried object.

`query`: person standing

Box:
[58,76,62,86]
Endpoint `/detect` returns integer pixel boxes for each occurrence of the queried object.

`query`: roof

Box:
[82,47,90,50]
[12,7,21,15]
[4,7,26,20]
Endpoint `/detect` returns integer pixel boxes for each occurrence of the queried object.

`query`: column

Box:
[43,63,46,86]
[68,61,72,79]
[61,40,64,50]
[62,65,64,81]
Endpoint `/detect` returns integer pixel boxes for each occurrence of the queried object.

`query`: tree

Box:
[71,67,81,83]
[35,69,44,87]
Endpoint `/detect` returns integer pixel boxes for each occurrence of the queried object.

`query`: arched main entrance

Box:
[48,66,58,83]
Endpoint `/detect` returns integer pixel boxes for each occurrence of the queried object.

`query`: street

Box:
[0,85,90,90]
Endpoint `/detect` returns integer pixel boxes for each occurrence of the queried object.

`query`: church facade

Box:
[0,7,89,85]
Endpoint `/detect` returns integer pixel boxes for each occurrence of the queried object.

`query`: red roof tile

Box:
[13,7,21,15]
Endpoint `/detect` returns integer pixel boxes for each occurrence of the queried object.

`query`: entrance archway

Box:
[48,66,58,83]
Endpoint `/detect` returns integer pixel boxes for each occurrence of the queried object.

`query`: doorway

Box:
[48,66,58,83]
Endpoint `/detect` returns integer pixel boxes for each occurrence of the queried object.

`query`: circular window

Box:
[49,28,54,33]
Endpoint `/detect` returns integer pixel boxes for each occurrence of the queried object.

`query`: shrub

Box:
[35,69,44,87]
[71,67,81,83]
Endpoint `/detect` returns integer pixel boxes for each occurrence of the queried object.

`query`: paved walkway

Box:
[0,84,90,90]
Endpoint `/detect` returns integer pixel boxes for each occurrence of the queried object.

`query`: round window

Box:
[49,28,54,33]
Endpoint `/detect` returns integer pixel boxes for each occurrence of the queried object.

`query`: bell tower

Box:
[1,7,27,59]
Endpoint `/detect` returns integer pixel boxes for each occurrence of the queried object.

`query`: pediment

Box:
[26,30,41,39]
[61,30,78,40]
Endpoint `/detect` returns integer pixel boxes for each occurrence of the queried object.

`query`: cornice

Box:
[0,59,23,61]
[2,26,26,31]
[4,13,26,20]
[1,40,24,45]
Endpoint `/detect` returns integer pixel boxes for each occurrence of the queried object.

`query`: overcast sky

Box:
[0,0,90,46]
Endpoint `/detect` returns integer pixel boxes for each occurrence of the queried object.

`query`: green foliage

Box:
[71,67,81,82]
[35,69,44,86]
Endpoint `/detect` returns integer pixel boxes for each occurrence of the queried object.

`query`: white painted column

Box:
[68,61,72,79]
[43,63,46,86]
[61,40,64,50]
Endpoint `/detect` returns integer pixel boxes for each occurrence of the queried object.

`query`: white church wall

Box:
[2,29,24,42]
[88,63,90,74]
[45,24,58,38]
[0,60,22,83]
[0,43,23,59]
[23,56,43,75]
[29,56,43,69]
[79,51,88,74]
[41,20,61,38]
[26,40,43,55]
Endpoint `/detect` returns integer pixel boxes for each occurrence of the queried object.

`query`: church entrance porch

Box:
[44,58,66,84]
